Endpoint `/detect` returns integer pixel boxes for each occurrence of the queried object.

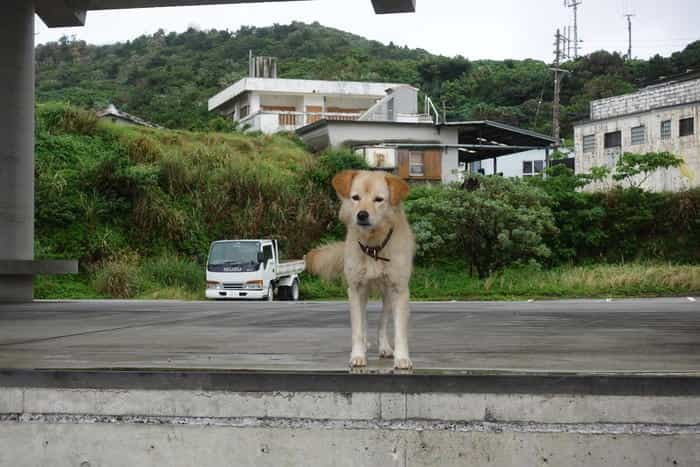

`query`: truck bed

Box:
[277,259,305,276]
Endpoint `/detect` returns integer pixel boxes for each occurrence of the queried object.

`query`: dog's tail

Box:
[305,242,344,281]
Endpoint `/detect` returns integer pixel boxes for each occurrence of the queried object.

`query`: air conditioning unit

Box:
[359,147,397,169]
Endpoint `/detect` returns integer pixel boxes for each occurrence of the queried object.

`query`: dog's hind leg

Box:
[378,290,393,358]
[348,283,369,367]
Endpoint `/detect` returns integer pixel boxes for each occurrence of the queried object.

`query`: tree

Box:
[613,152,684,189]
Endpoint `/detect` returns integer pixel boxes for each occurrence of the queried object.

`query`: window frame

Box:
[262,244,274,268]
[680,117,695,137]
[409,151,425,177]
[604,131,622,149]
[522,160,533,177]
[533,160,545,174]
[630,125,645,145]
[660,120,672,140]
[582,134,596,153]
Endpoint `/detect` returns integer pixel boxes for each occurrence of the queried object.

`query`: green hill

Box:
[36,22,700,137]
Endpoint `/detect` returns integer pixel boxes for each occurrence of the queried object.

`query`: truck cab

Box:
[205,239,304,301]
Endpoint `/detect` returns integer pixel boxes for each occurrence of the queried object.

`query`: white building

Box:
[468,148,572,178]
[208,77,432,133]
[574,75,700,191]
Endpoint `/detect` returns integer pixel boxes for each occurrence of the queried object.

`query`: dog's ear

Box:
[386,174,410,206]
[332,170,358,199]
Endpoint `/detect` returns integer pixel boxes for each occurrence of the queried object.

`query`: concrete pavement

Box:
[0,298,698,374]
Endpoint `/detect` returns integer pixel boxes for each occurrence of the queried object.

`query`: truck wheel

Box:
[278,280,300,301]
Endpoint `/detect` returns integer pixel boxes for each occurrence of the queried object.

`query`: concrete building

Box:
[208,77,432,133]
[1,0,416,302]
[468,148,573,179]
[298,119,556,184]
[574,75,700,191]
[97,104,161,128]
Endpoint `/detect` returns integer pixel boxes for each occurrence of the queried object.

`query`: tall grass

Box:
[302,263,700,301]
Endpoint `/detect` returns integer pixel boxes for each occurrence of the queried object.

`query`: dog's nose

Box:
[357,211,369,222]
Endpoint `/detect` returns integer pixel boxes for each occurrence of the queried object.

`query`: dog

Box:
[306,170,415,369]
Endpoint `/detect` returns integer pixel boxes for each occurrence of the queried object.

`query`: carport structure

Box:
[446,120,557,175]
[0,0,416,302]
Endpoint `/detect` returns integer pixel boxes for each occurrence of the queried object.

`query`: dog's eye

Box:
[374,197,384,203]
[351,195,360,201]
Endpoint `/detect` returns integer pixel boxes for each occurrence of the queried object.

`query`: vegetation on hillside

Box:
[36,22,700,135]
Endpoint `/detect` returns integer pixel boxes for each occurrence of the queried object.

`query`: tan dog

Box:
[306,170,415,369]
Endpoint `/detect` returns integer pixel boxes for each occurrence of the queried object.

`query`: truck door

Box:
[261,243,275,289]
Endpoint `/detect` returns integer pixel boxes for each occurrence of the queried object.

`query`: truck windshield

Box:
[208,241,260,266]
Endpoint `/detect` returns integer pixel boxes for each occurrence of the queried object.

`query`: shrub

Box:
[92,251,144,298]
[531,165,700,263]
[37,102,98,135]
[405,177,556,277]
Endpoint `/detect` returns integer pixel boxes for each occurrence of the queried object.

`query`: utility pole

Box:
[551,30,571,149]
[564,0,582,58]
[624,14,634,60]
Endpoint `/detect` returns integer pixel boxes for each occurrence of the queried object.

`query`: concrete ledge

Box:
[0,388,695,425]
[0,422,694,467]
[0,260,78,275]
[2,369,699,396]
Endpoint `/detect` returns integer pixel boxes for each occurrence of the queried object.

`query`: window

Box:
[604,131,622,148]
[630,125,645,145]
[660,120,672,140]
[262,245,273,267]
[409,151,424,176]
[680,117,695,137]
[582,134,596,153]
[523,160,544,177]
[239,104,249,119]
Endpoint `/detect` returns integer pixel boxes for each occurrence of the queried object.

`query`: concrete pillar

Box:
[0,0,35,301]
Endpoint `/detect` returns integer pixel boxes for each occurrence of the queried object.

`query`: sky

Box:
[35,0,700,62]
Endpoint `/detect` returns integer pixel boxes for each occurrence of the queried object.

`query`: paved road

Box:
[0,298,698,374]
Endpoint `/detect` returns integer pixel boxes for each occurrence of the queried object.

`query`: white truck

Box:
[205,239,305,301]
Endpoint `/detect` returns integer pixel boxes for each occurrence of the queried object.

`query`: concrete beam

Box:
[35,0,86,27]
[371,0,415,14]
[0,260,78,275]
[36,0,415,27]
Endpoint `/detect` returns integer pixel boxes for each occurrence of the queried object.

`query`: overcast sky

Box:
[35,0,699,62]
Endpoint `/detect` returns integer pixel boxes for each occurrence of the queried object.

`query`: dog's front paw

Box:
[350,354,368,367]
[394,357,413,370]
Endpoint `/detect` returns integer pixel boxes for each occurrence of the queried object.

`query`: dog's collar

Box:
[358,228,394,262]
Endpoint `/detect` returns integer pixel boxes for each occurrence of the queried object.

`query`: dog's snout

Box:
[357,211,369,222]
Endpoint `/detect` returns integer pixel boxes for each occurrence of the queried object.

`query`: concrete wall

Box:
[326,123,456,148]
[591,78,700,120]
[209,77,397,112]
[1,387,698,466]
[442,147,461,183]
[575,102,700,191]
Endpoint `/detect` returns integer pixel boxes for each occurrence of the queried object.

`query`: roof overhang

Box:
[296,119,555,158]
[208,77,403,112]
[443,120,556,163]
[36,0,415,27]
